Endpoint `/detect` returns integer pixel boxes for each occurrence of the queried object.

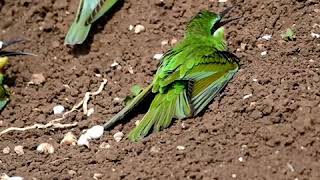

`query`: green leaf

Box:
[281,28,296,41]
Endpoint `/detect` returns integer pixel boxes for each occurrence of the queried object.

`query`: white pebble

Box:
[128,25,134,31]
[86,108,95,117]
[170,38,178,45]
[238,157,244,162]
[77,134,90,147]
[261,51,267,56]
[99,142,111,149]
[218,0,228,2]
[14,146,24,156]
[113,132,124,142]
[0,41,3,49]
[243,94,252,100]
[1,174,24,180]
[252,78,258,82]
[36,143,54,154]
[128,66,134,74]
[260,34,272,40]
[110,61,119,67]
[53,105,65,115]
[153,53,163,60]
[134,24,146,34]
[86,125,104,139]
[93,173,103,180]
[3,146,10,154]
[311,32,320,38]
[176,146,185,150]
[232,174,237,178]
[60,132,77,146]
[161,40,169,46]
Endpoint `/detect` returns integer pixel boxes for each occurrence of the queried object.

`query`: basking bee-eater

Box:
[104,8,240,141]
[0,39,31,111]
[65,0,120,45]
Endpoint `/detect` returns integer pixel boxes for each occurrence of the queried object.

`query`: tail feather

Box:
[128,83,191,141]
[104,84,153,130]
[64,22,91,45]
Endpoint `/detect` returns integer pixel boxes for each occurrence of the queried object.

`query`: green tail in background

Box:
[104,7,240,141]
[65,0,120,45]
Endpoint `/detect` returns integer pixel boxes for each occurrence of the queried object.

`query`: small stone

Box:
[260,34,272,40]
[30,73,46,85]
[99,142,111,149]
[86,108,94,117]
[311,32,320,38]
[68,170,77,176]
[242,94,252,100]
[93,173,103,180]
[3,146,10,154]
[261,51,267,56]
[176,145,185,150]
[153,53,163,60]
[128,25,134,31]
[0,174,23,180]
[113,132,124,142]
[218,0,228,2]
[161,40,169,47]
[60,132,77,146]
[238,157,244,162]
[36,143,54,154]
[77,134,89,147]
[110,61,119,67]
[14,146,24,156]
[150,146,160,153]
[170,38,178,45]
[86,125,104,139]
[128,66,134,74]
[232,174,237,178]
[252,78,258,82]
[53,105,65,114]
[134,25,145,34]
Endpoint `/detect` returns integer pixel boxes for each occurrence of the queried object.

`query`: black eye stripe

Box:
[210,20,221,34]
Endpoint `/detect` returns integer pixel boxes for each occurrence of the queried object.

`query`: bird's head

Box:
[186,7,238,49]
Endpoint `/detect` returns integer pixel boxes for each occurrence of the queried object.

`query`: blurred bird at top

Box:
[65,0,120,45]
[0,39,32,111]
[104,7,240,141]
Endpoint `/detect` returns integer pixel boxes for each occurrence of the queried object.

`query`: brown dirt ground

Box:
[1,0,320,179]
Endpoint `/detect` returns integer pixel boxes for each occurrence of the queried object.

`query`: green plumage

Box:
[104,9,240,141]
[65,0,120,45]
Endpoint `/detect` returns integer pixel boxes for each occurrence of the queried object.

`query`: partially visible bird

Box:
[104,7,240,141]
[65,0,120,45]
[0,39,31,111]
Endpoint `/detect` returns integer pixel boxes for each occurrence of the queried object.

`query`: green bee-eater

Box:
[0,39,31,111]
[104,8,240,141]
[65,0,120,45]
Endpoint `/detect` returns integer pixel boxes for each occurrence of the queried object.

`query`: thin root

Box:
[0,79,108,136]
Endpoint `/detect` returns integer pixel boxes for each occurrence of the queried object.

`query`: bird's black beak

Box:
[0,38,24,50]
[217,6,240,28]
[0,38,34,57]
